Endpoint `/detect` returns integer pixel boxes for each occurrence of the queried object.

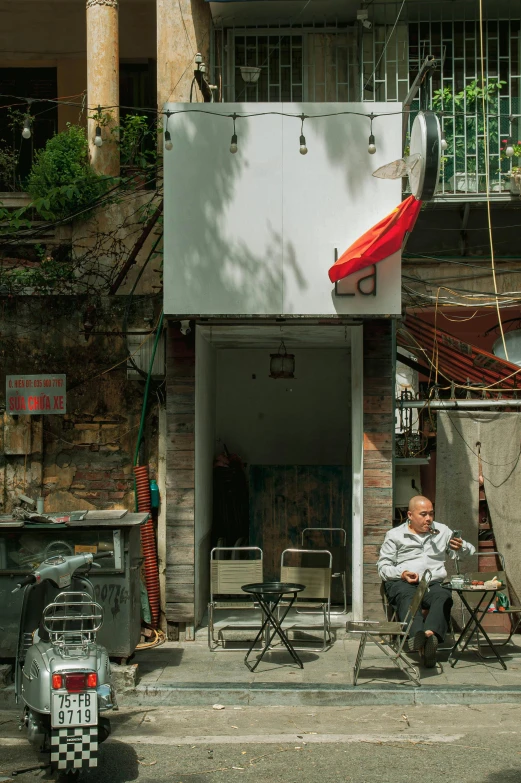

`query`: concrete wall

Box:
[215,348,351,465]
[194,330,216,625]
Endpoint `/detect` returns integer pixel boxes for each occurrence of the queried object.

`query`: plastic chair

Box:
[279,548,332,651]
[347,570,433,686]
[301,527,348,614]
[207,547,264,651]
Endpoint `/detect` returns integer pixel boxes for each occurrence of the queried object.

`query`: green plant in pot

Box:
[500,138,521,193]
[114,114,159,187]
[433,79,505,192]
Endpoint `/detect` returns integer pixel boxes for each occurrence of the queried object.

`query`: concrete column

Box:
[86,0,119,176]
[157,0,212,109]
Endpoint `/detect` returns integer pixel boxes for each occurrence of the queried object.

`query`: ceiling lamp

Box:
[240,66,262,84]
[269,340,295,379]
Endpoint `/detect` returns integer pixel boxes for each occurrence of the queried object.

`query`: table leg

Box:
[262,597,303,668]
[244,600,276,670]
[449,591,507,669]
[244,594,303,672]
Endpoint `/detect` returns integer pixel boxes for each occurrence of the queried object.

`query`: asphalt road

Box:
[1,704,520,783]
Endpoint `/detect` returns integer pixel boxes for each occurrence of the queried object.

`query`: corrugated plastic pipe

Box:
[133,311,164,628]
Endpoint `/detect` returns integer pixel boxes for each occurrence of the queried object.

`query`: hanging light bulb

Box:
[298,114,308,155]
[229,113,238,154]
[22,116,31,140]
[94,125,103,147]
[505,137,515,158]
[440,130,448,151]
[367,113,376,154]
[164,129,173,151]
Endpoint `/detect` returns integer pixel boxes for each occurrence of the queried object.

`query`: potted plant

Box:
[113,114,160,188]
[433,79,505,193]
[500,138,521,195]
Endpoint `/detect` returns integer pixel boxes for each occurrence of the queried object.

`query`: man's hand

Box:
[401,570,419,584]
[449,536,463,551]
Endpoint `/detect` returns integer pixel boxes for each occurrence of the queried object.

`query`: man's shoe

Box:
[407,630,425,653]
[424,634,439,668]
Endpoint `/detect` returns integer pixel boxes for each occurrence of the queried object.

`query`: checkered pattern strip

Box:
[50,726,98,769]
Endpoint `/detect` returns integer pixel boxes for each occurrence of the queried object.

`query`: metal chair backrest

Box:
[210,547,263,600]
[280,549,332,601]
[301,528,347,572]
[403,569,432,631]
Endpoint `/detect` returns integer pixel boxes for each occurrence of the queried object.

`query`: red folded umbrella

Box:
[328,195,422,283]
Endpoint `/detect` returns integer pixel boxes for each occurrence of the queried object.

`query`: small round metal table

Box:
[446,584,507,670]
[241,582,305,672]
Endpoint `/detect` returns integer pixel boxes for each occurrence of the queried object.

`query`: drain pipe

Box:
[398,398,521,409]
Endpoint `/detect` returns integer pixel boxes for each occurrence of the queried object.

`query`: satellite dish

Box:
[372,111,441,201]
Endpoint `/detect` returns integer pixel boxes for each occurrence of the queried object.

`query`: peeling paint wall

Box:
[0,296,160,514]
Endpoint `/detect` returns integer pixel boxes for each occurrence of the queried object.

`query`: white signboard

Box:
[6,374,66,415]
[164,102,403,317]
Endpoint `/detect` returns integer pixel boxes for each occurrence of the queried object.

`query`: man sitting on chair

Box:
[377,495,475,668]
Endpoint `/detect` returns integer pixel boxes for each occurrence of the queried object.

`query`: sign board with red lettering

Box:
[6,374,66,415]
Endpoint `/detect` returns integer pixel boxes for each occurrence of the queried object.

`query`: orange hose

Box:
[134,465,160,627]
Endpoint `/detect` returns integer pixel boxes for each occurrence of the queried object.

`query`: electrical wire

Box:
[136,627,166,649]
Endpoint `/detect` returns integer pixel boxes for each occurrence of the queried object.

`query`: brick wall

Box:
[165,324,196,626]
[363,319,395,618]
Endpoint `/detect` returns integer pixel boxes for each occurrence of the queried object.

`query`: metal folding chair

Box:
[347,570,433,686]
[301,527,348,614]
[280,548,332,651]
[207,547,264,651]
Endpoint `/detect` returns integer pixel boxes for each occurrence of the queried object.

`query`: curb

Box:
[2,682,521,710]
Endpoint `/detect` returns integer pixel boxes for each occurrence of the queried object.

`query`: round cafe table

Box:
[241,582,305,672]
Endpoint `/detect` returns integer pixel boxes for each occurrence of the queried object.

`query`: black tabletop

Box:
[242,582,305,596]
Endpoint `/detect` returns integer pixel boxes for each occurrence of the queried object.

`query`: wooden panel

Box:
[166,602,195,622]
[165,325,196,625]
[249,465,351,583]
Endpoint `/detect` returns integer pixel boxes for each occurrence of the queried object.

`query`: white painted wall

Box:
[164,102,403,317]
[215,348,351,465]
[194,330,217,626]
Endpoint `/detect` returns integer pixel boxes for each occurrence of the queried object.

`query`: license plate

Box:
[51,692,97,728]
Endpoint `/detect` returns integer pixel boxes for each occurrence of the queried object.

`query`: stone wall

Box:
[0,295,159,514]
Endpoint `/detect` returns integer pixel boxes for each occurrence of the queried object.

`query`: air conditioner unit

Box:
[126,330,166,380]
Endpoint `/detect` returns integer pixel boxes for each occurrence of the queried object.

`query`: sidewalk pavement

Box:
[122,634,521,707]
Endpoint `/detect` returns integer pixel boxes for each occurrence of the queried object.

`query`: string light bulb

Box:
[367,113,376,154]
[299,114,308,155]
[229,113,238,154]
[505,137,514,158]
[164,130,173,151]
[94,125,103,147]
[22,117,31,140]
[440,130,448,151]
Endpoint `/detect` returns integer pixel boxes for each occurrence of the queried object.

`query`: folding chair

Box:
[347,569,432,686]
[208,547,264,651]
[469,552,521,654]
[279,548,332,651]
[382,578,455,652]
[301,527,348,614]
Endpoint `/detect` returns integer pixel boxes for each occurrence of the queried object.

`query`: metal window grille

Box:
[212,4,521,197]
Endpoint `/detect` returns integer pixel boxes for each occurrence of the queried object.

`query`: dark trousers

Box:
[384,580,453,641]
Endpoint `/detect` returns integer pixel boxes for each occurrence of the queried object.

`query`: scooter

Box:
[12,551,117,780]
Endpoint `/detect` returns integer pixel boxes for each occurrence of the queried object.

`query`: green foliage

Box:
[2,254,76,294]
[432,79,506,181]
[115,114,159,171]
[26,123,107,220]
[0,141,18,191]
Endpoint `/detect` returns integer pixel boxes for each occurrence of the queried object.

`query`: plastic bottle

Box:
[149,479,160,509]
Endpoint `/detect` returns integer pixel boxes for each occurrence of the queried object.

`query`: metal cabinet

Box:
[0,512,148,659]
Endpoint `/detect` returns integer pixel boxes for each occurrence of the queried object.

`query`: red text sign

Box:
[6,374,66,415]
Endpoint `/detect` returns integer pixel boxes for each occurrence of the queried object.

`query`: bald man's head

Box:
[407,495,434,534]
[408,495,432,512]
